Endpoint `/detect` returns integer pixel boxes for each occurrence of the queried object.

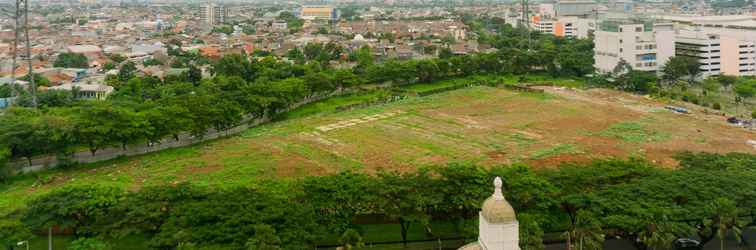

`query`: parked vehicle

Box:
[673,239,702,250]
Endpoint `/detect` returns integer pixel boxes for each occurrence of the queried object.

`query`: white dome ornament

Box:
[459,176,520,250]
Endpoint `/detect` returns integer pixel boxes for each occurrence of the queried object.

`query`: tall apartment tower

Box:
[201,2,227,26]
[594,20,675,73]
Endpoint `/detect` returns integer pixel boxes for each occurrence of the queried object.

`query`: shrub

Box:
[713,103,722,110]
[752,110,756,119]
[68,238,110,250]
[682,95,689,102]
[691,96,700,105]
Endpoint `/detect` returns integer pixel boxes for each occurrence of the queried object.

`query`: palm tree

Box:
[339,229,365,250]
[712,198,745,250]
[564,210,604,250]
[638,214,692,250]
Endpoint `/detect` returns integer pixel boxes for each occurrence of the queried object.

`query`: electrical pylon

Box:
[8,0,36,108]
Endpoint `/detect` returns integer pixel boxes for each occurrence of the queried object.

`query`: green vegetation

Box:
[0,153,754,249]
[530,144,581,159]
[596,121,671,143]
[53,52,89,68]
[280,90,391,120]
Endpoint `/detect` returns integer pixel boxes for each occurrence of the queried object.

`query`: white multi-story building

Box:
[594,20,675,73]
[674,28,756,77]
[676,30,722,77]
[530,15,595,39]
[200,2,227,26]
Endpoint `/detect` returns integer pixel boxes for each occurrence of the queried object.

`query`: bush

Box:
[68,238,110,250]
[682,95,689,102]
[713,103,722,110]
[691,96,699,105]
[752,110,756,119]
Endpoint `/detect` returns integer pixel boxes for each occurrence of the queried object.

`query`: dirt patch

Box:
[526,154,596,169]
[185,164,224,175]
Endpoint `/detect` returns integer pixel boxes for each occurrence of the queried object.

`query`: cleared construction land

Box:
[1,85,754,214]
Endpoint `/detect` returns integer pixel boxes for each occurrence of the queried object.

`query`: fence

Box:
[500,84,545,93]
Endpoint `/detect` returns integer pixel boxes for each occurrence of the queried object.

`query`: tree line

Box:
[1,152,754,250]
[0,22,595,180]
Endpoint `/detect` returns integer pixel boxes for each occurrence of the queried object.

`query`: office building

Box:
[594,19,675,73]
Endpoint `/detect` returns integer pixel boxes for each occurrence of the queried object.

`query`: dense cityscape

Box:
[0,0,755,249]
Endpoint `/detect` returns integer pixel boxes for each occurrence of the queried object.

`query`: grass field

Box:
[2,85,754,217]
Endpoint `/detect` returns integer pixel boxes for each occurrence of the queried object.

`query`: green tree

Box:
[186,65,203,85]
[439,47,453,59]
[103,62,116,71]
[20,73,51,87]
[143,58,163,67]
[717,75,737,90]
[733,80,755,116]
[637,213,691,250]
[564,210,604,250]
[17,89,74,108]
[339,229,365,250]
[0,147,11,183]
[54,52,89,68]
[0,219,33,250]
[109,54,126,63]
[245,225,281,250]
[711,198,746,250]
[373,171,440,246]
[518,213,545,250]
[286,48,305,64]
[662,56,700,88]
[211,25,233,35]
[702,78,721,96]
[22,185,125,236]
[616,70,658,93]
[118,61,137,82]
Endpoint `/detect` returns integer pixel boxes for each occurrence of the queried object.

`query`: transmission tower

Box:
[9,0,20,104]
[8,0,36,108]
[521,0,532,51]
[21,0,37,107]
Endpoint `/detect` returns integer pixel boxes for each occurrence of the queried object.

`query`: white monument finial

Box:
[493,176,504,200]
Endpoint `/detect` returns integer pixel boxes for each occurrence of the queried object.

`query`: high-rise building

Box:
[201,2,228,26]
[594,19,675,73]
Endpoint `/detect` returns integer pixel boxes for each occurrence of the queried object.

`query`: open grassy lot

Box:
[1,85,754,216]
